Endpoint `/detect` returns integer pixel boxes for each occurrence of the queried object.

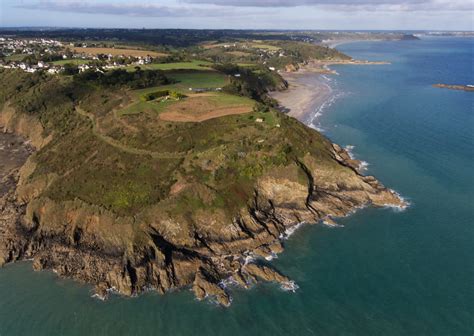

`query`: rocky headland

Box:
[0,68,406,306]
[433,84,474,92]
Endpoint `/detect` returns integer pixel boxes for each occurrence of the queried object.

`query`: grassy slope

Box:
[117,71,230,116]
[0,68,338,219]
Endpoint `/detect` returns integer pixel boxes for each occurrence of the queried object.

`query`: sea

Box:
[0,37,472,335]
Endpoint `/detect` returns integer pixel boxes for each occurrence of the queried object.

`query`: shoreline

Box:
[0,55,407,307]
[270,68,334,124]
[321,38,384,49]
[270,58,389,125]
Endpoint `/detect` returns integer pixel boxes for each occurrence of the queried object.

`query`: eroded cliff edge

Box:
[0,69,405,306]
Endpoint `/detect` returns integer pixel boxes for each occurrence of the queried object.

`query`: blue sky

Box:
[1,0,472,30]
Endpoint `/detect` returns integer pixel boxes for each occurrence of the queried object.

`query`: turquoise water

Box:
[1,37,472,335]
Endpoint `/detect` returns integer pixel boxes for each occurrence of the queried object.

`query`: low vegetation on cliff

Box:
[0,38,404,306]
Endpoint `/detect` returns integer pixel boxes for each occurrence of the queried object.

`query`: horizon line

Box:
[0,26,473,32]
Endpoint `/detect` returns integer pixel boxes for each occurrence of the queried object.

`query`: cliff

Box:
[0,69,406,306]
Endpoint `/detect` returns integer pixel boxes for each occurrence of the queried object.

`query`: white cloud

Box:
[183,0,472,11]
[15,1,247,17]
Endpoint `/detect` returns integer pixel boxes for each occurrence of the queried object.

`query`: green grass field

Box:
[5,54,27,61]
[116,71,229,117]
[136,71,228,96]
[51,59,91,65]
[248,43,281,51]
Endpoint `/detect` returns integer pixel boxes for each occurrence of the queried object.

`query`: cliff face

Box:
[0,70,406,306]
[0,129,404,306]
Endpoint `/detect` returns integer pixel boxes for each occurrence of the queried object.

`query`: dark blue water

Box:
[0,37,472,335]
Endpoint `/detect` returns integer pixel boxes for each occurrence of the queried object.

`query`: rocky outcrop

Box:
[433,84,474,92]
[0,105,406,307]
[0,103,52,150]
[0,143,405,306]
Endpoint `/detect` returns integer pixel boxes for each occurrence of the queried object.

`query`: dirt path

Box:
[75,106,185,159]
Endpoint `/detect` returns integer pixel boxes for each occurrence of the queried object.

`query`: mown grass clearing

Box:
[136,71,228,96]
[158,93,254,122]
[116,71,228,117]
[117,99,176,116]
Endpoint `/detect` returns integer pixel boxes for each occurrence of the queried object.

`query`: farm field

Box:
[248,42,281,51]
[137,71,229,95]
[72,47,168,57]
[51,59,91,65]
[226,51,252,57]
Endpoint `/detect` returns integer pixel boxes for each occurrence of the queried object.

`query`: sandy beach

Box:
[270,60,342,124]
[270,71,332,124]
[270,59,389,124]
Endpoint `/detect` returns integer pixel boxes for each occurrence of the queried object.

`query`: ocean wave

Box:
[243,253,255,266]
[321,218,344,228]
[280,280,299,292]
[264,252,278,261]
[384,190,411,212]
[308,78,346,131]
[280,222,305,240]
[91,293,106,301]
[344,145,370,172]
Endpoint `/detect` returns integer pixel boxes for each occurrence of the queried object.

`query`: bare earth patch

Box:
[158,95,253,122]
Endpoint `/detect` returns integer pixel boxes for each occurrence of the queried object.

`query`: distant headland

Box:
[433,84,474,92]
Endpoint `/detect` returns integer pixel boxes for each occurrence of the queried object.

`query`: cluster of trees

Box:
[214,64,286,106]
[17,53,63,65]
[142,90,185,101]
[74,68,171,89]
[265,41,350,69]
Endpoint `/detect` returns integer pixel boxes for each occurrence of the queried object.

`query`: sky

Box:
[0,0,472,30]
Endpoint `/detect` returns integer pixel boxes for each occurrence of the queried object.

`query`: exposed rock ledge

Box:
[0,98,407,306]
[0,138,406,307]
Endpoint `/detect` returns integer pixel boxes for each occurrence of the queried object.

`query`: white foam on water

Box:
[384,189,411,212]
[243,253,255,266]
[264,252,278,261]
[358,160,369,172]
[280,281,299,292]
[321,219,344,228]
[344,145,370,172]
[308,80,346,132]
[280,222,305,240]
[91,293,106,301]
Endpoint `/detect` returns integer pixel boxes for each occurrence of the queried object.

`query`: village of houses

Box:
[0,37,157,74]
